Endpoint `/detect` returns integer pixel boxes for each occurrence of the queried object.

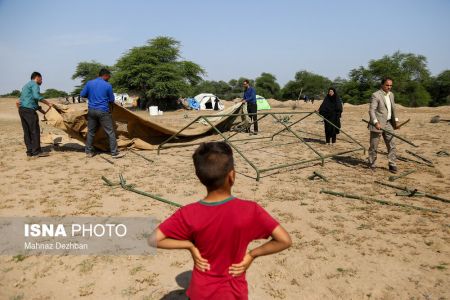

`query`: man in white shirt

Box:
[368,77,399,173]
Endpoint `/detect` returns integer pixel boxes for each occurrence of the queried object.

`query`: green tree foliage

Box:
[42,89,68,98]
[281,70,331,100]
[192,80,233,99]
[255,73,281,99]
[428,70,450,106]
[111,36,205,109]
[340,51,433,107]
[1,89,21,97]
[228,78,253,99]
[192,77,259,100]
[71,60,110,95]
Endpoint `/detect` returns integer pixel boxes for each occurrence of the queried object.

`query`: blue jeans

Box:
[86,109,118,155]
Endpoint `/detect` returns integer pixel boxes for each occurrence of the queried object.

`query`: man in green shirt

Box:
[17,72,53,158]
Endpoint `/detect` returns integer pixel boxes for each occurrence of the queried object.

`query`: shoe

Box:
[253,131,258,135]
[111,152,125,159]
[86,153,95,158]
[389,165,398,174]
[29,152,50,159]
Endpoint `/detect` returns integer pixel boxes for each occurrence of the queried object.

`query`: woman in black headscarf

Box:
[319,87,343,145]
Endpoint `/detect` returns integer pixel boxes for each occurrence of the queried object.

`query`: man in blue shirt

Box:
[80,69,124,158]
[242,80,258,134]
[18,71,53,158]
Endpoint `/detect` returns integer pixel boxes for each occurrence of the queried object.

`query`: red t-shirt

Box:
[159,197,279,300]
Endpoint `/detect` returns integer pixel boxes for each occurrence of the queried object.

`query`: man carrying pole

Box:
[368,77,399,173]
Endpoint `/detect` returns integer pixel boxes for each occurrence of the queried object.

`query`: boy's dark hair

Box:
[193,142,234,190]
[31,72,42,80]
[381,77,393,85]
[243,79,250,84]
[99,68,111,77]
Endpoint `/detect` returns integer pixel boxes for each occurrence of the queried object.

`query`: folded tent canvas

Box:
[194,93,224,110]
[44,103,243,150]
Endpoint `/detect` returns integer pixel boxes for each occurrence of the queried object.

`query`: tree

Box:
[42,89,68,98]
[192,80,233,99]
[111,36,205,109]
[1,89,21,97]
[281,70,331,100]
[341,51,433,106]
[255,73,281,99]
[334,79,361,104]
[228,78,254,99]
[367,51,431,106]
[71,61,111,95]
[428,70,450,106]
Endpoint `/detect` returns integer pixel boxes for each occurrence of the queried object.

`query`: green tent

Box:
[256,95,271,110]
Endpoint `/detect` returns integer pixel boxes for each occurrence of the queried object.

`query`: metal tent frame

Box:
[157,111,366,181]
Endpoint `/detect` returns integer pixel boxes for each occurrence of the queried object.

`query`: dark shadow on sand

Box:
[160,271,191,300]
[52,143,86,153]
[331,155,367,168]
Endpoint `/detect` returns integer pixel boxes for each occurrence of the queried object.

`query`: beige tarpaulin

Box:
[44,103,244,150]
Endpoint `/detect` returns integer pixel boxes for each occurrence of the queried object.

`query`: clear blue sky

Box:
[0,0,449,94]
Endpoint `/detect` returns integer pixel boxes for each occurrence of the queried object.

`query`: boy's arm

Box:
[148,228,193,249]
[148,228,210,272]
[229,225,291,277]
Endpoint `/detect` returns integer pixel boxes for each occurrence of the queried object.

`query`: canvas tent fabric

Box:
[44,103,244,150]
[256,95,271,110]
[194,93,224,110]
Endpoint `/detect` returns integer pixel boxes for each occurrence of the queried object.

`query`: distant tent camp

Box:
[187,98,200,110]
[256,95,271,110]
[114,93,131,106]
[194,93,224,110]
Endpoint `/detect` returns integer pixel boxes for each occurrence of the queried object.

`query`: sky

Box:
[0,0,449,94]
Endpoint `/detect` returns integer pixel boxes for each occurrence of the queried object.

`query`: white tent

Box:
[194,93,224,110]
[114,93,131,106]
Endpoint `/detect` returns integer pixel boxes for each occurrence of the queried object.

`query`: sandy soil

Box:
[0,97,449,300]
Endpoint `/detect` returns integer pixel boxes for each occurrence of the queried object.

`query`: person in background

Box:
[319,87,343,145]
[242,80,258,135]
[17,71,53,158]
[368,77,399,173]
[80,68,124,158]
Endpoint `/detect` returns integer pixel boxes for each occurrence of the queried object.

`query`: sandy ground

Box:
[0,97,449,300]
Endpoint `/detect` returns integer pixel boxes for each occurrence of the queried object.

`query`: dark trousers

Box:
[86,109,118,155]
[325,132,336,144]
[247,102,258,132]
[19,107,41,156]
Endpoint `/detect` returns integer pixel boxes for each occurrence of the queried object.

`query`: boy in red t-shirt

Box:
[149,142,292,300]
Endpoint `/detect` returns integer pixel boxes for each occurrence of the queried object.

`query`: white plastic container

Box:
[149,106,158,116]
[158,110,163,115]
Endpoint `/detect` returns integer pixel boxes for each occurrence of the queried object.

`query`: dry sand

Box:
[0,97,449,299]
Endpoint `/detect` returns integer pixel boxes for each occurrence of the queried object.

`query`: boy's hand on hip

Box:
[229,253,254,277]
[189,247,210,272]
